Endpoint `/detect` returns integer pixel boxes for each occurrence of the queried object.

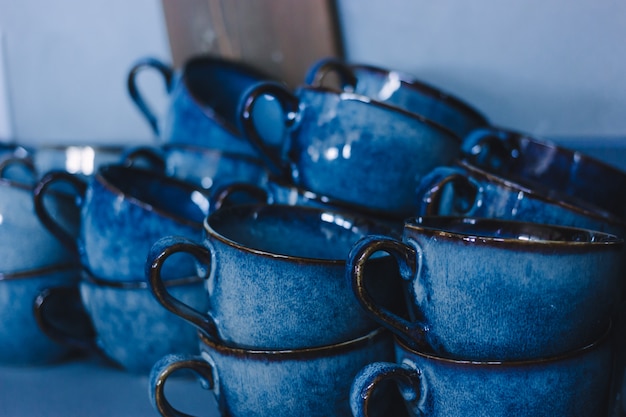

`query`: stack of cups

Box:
[347,216,623,416]
[146,203,405,417]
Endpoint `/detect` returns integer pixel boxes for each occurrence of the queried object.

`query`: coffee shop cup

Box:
[33,164,209,281]
[416,160,626,239]
[348,216,623,361]
[238,82,461,219]
[350,328,614,417]
[460,126,626,220]
[305,57,490,139]
[0,159,77,272]
[0,262,83,365]
[127,55,281,157]
[147,203,402,350]
[149,327,394,417]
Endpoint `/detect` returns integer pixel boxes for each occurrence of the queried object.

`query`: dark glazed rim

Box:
[181,54,275,137]
[296,84,462,143]
[395,320,612,366]
[351,63,489,126]
[198,327,389,360]
[204,203,397,265]
[0,262,79,281]
[405,215,623,250]
[456,159,626,227]
[80,268,203,289]
[95,164,207,229]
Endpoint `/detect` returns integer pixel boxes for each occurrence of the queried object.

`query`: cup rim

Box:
[0,262,79,281]
[80,268,203,289]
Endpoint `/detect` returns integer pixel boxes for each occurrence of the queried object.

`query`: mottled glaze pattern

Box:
[0,178,76,271]
[147,204,401,350]
[461,127,626,220]
[348,217,623,361]
[79,276,208,373]
[0,264,80,365]
[149,328,394,417]
[350,334,613,417]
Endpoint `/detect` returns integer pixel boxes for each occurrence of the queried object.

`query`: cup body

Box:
[348,216,623,361]
[350,332,613,417]
[147,204,401,350]
[306,58,490,139]
[150,328,394,417]
[0,263,81,365]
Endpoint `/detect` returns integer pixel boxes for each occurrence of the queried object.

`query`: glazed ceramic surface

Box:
[0,263,81,365]
[33,164,209,281]
[149,328,394,417]
[348,216,623,361]
[147,204,401,350]
[79,272,209,373]
[350,333,613,417]
[305,58,490,139]
[416,160,626,239]
[127,55,280,157]
[239,83,461,219]
[461,127,626,220]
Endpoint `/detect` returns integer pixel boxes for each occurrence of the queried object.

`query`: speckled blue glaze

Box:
[127,56,280,157]
[79,272,209,373]
[149,328,394,417]
[305,58,490,139]
[0,175,76,272]
[348,216,623,361]
[239,83,461,219]
[147,204,401,350]
[34,164,209,281]
[350,332,613,417]
[461,127,626,220]
[416,160,626,239]
[0,263,80,365]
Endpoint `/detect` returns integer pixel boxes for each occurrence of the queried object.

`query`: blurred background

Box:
[0,0,625,164]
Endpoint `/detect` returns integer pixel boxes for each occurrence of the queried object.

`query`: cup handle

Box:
[238,81,299,178]
[304,57,358,91]
[415,165,482,216]
[210,182,269,213]
[32,170,87,254]
[350,362,421,417]
[33,285,98,352]
[461,127,521,172]
[126,57,174,136]
[146,235,219,340]
[0,156,37,186]
[348,234,433,349]
[149,353,215,417]
[121,146,168,173]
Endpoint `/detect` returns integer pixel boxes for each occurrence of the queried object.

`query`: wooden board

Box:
[160,0,344,88]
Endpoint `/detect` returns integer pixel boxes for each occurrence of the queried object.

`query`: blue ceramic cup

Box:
[350,329,613,417]
[149,328,394,417]
[0,262,83,365]
[127,55,281,157]
[348,216,623,361]
[147,204,402,350]
[33,164,209,282]
[305,57,490,140]
[460,126,626,220]
[239,82,461,219]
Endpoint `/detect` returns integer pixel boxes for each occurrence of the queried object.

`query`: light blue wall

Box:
[0,0,625,148]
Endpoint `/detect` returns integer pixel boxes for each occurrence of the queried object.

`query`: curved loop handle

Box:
[0,156,37,186]
[461,127,521,173]
[350,361,421,417]
[127,57,174,136]
[121,146,167,173]
[210,182,269,213]
[304,57,358,91]
[146,235,218,340]
[149,353,215,417]
[238,81,299,178]
[32,170,87,253]
[33,285,98,353]
[347,235,431,349]
[415,165,481,216]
